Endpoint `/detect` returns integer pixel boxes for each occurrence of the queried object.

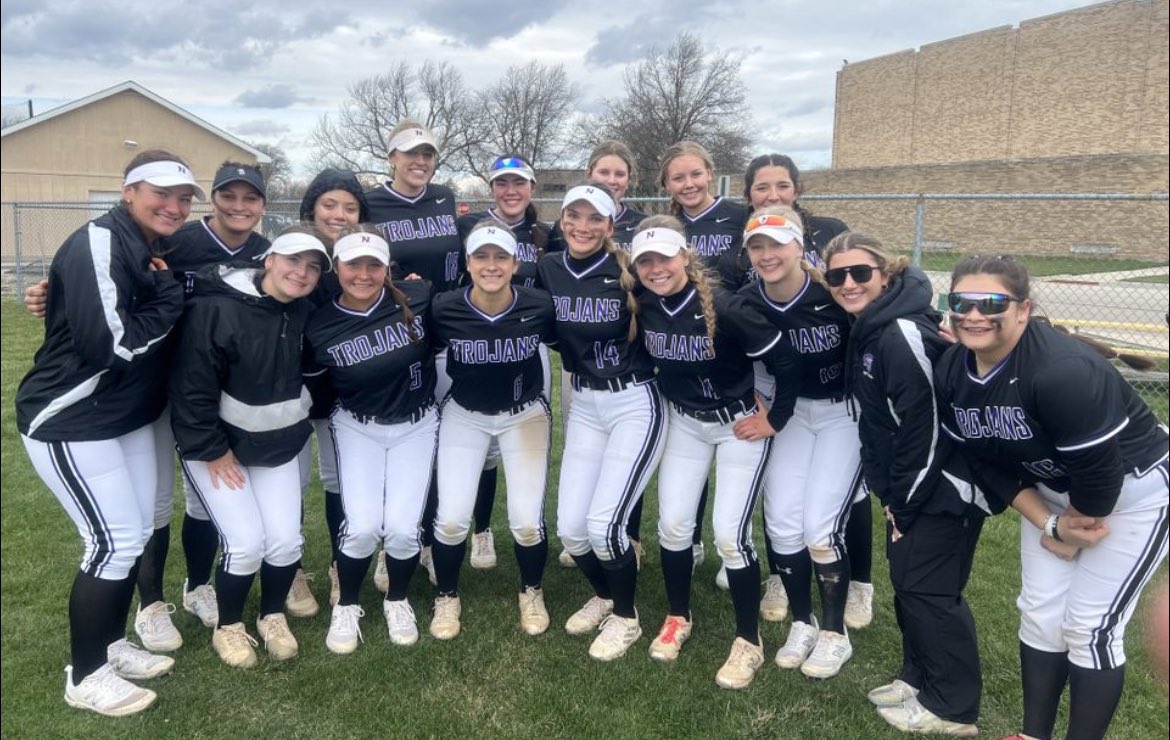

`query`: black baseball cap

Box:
[212,163,266,199]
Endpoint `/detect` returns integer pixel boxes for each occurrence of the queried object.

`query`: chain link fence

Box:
[3,194,1166,412]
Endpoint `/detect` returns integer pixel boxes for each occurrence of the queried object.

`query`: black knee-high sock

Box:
[846,498,873,583]
[774,549,814,624]
[514,540,548,590]
[137,525,169,606]
[660,547,694,617]
[571,550,612,600]
[325,491,344,562]
[432,540,465,595]
[693,481,709,545]
[111,559,141,644]
[626,497,644,542]
[600,552,638,619]
[1066,664,1125,740]
[763,531,781,574]
[335,552,371,606]
[386,553,420,601]
[215,565,256,626]
[472,468,498,534]
[69,571,128,682]
[260,561,298,617]
[1019,643,1070,740]
[420,478,438,547]
[813,557,850,634]
[182,514,218,587]
[725,561,762,644]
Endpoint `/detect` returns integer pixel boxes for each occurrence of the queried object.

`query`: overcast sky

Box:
[1,0,1099,179]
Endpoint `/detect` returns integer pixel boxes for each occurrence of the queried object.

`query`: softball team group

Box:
[15,123,1167,740]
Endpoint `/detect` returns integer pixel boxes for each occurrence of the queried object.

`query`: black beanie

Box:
[299,168,370,223]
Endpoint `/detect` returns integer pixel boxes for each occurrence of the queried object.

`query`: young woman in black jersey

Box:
[170,225,330,671]
[735,155,874,633]
[734,207,860,680]
[630,215,796,689]
[455,155,551,572]
[16,150,195,716]
[303,226,439,654]
[825,234,989,737]
[936,256,1168,740]
[427,221,557,640]
[537,182,665,661]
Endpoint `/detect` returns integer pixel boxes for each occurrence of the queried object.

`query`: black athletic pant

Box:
[887,512,984,725]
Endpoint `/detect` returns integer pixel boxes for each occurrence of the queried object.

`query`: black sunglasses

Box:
[947,292,1020,315]
[824,264,876,287]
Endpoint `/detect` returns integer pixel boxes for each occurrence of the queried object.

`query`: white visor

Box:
[466,226,517,257]
[631,228,688,260]
[388,127,439,155]
[263,232,332,272]
[334,232,390,266]
[743,215,804,247]
[123,161,207,201]
[561,185,615,219]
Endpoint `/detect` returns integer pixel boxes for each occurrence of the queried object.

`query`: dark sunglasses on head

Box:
[824,264,876,287]
[947,292,1020,315]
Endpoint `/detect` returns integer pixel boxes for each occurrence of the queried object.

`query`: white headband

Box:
[264,232,332,271]
[466,226,518,257]
[631,228,688,260]
[334,232,390,266]
[388,127,439,155]
[561,185,615,219]
[123,161,207,200]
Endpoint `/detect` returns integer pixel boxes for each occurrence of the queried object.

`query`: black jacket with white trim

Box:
[169,265,313,467]
[16,205,185,441]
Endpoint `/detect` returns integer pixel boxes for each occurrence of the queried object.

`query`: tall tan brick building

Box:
[813,0,1168,260]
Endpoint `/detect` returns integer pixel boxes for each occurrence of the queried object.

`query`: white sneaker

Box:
[326,604,365,655]
[328,562,340,607]
[64,664,157,717]
[800,629,852,678]
[877,695,979,737]
[692,542,705,572]
[107,639,174,680]
[588,613,642,661]
[383,599,419,646]
[470,531,497,570]
[715,565,729,591]
[519,587,550,635]
[134,601,182,652]
[419,546,438,586]
[558,548,577,568]
[182,579,218,627]
[774,618,819,669]
[285,569,319,618]
[844,581,874,630]
[715,637,765,689]
[374,553,390,594]
[868,679,919,708]
[759,574,789,622]
[565,596,614,635]
[648,615,693,662]
[430,595,462,640]
[212,622,258,669]
[255,613,298,661]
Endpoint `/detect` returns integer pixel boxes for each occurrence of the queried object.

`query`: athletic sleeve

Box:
[1031,358,1128,516]
[60,224,184,370]
[169,302,232,462]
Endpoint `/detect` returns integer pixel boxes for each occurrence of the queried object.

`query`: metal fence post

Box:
[13,202,24,296]
[912,196,925,267]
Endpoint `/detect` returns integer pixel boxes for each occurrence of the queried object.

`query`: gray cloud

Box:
[235,84,310,109]
[413,0,570,45]
[230,119,293,138]
[585,0,730,66]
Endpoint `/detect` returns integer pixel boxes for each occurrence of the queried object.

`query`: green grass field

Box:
[2,298,1166,739]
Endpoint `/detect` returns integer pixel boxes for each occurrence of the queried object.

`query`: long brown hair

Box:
[823,232,909,279]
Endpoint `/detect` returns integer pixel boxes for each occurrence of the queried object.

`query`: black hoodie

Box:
[844,267,992,531]
[169,265,313,467]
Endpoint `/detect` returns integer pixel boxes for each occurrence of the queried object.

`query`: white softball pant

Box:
[1018,461,1168,669]
[182,456,303,576]
[480,345,552,472]
[23,424,157,580]
[151,406,210,528]
[435,398,551,547]
[656,408,771,569]
[762,396,862,563]
[557,381,666,561]
[331,406,439,560]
